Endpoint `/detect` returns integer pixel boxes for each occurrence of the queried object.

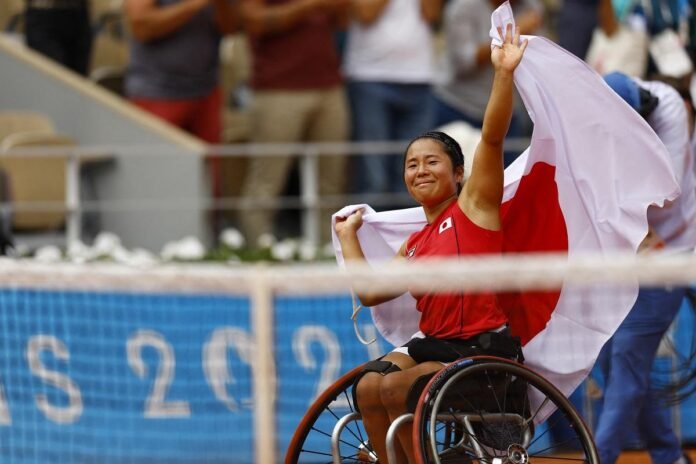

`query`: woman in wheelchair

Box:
[333,24,528,464]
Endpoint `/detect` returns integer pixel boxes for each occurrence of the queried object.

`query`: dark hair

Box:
[404,131,465,170]
[650,73,695,121]
[637,87,660,119]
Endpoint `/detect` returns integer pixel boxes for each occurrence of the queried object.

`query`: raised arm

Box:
[459,24,527,230]
[335,209,406,307]
[124,0,210,43]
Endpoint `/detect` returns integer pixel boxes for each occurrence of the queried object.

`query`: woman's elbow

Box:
[357,294,379,308]
[480,128,506,147]
[358,291,402,307]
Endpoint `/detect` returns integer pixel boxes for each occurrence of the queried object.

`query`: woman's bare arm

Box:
[336,209,406,307]
[460,24,527,230]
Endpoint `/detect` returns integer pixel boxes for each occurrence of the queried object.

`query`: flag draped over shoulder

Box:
[332,1,680,408]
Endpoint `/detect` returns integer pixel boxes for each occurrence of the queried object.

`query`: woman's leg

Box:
[356,352,417,463]
[380,360,444,463]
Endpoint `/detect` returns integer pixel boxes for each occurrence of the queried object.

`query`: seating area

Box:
[0,112,76,248]
[0,0,256,252]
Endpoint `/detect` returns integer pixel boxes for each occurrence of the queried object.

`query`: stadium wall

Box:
[0,36,212,251]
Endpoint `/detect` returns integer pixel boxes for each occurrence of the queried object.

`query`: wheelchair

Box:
[286,355,598,463]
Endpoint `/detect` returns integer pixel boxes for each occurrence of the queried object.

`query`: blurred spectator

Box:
[25,0,93,75]
[585,0,649,78]
[124,0,238,143]
[124,0,238,228]
[557,0,598,59]
[238,0,350,244]
[432,0,541,138]
[597,72,696,464]
[595,0,692,77]
[344,0,442,196]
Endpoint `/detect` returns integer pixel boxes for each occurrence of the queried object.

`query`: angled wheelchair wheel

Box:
[413,356,598,464]
[285,363,377,463]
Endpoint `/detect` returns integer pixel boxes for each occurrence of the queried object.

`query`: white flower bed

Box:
[27,228,334,265]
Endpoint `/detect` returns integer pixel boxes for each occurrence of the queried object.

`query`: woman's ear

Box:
[455,165,465,184]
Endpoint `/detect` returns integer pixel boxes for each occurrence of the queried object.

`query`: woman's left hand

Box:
[491,23,528,74]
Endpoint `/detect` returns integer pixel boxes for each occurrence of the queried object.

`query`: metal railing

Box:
[1,138,531,246]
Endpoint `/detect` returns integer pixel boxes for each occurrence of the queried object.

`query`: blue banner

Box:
[0,289,254,463]
[0,288,692,463]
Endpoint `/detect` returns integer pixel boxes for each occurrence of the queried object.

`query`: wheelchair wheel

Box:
[413,356,598,464]
[285,363,376,463]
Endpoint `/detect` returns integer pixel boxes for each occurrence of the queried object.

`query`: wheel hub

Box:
[506,443,528,464]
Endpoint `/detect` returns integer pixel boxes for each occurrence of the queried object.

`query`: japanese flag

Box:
[331,1,679,409]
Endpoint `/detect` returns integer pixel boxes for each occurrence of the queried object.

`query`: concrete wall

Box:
[0,35,213,251]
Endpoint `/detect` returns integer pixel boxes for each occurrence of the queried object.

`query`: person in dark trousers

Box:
[25,0,93,75]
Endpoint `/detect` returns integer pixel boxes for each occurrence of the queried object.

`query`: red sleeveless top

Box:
[405,200,508,339]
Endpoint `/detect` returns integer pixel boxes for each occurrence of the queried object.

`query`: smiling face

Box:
[404,138,464,208]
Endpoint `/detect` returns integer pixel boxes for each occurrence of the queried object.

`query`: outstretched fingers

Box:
[497,23,526,46]
[514,24,521,45]
[519,36,529,53]
[506,23,513,44]
[514,25,530,52]
[494,23,529,61]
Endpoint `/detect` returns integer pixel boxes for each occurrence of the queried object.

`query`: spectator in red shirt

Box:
[124,0,238,143]
[238,0,350,244]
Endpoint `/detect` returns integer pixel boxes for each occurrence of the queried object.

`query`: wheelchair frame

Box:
[286,356,598,464]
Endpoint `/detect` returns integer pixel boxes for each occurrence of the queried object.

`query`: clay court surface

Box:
[617,449,696,464]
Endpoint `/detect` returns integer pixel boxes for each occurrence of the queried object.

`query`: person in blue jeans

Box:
[343,0,442,197]
[597,72,696,464]
[595,288,689,464]
[348,82,433,195]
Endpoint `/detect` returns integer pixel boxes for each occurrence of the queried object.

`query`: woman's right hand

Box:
[335,209,364,236]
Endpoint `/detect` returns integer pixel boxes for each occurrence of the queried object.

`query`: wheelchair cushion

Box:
[406,372,437,413]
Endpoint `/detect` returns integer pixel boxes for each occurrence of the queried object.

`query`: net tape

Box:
[0,251,694,296]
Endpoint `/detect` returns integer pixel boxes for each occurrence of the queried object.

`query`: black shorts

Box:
[396,328,523,364]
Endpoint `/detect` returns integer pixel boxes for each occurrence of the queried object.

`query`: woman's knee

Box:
[356,372,384,413]
[379,373,410,413]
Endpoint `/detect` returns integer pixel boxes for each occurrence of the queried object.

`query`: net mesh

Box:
[0,288,252,463]
[0,254,693,462]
